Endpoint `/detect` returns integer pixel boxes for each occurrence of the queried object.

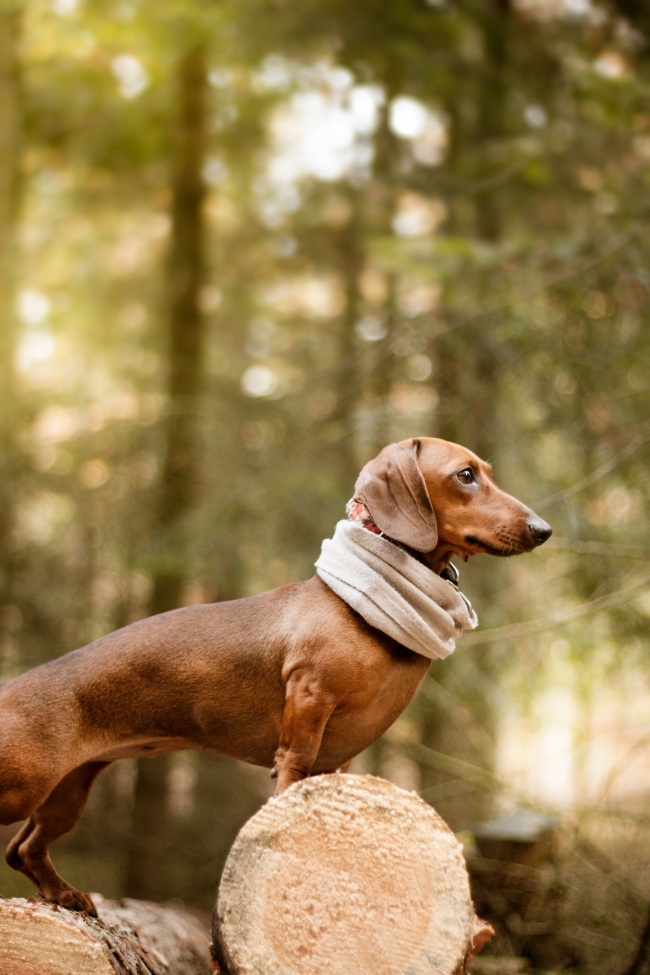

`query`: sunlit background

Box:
[1,0,649,970]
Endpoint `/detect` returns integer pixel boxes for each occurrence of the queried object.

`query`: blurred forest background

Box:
[0,0,649,970]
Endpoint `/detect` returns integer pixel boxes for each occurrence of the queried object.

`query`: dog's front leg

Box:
[273,669,336,794]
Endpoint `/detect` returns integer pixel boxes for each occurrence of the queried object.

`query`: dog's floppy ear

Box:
[353,439,438,552]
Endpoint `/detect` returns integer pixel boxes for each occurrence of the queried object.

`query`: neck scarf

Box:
[315,520,478,661]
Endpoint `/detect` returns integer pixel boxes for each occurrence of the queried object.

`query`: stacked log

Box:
[0,895,211,975]
[212,773,492,975]
[0,773,493,975]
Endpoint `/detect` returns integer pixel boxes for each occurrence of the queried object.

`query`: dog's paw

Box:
[47,888,98,917]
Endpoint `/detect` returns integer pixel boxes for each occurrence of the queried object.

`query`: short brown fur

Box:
[0,437,550,915]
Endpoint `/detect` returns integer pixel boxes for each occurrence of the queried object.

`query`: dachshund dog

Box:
[0,437,551,915]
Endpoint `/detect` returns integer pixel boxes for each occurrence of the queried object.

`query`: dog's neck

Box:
[345,498,459,586]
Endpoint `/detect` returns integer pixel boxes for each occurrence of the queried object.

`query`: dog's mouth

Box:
[461,533,531,558]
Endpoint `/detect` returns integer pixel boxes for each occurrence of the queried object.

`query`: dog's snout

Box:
[527,518,552,547]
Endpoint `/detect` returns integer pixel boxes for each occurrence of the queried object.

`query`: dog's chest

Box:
[320,651,429,759]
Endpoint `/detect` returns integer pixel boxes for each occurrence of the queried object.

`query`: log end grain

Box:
[212,773,493,975]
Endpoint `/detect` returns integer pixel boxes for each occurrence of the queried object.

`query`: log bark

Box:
[0,894,211,975]
[211,773,493,975]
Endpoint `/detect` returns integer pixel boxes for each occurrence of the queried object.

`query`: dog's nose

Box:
[527,518,552,546]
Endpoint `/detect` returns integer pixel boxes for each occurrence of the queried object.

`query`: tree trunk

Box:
[0,895,211,975]
[329,189,365,485]
[151,40,209,617]
[211,773,493,975]
[419,0,513,831]
[125,42,209,902]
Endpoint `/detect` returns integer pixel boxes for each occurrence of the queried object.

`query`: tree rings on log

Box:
[213,773,492,975]
[0,894,211,975]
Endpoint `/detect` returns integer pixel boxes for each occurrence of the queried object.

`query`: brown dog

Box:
[0,437,550,915]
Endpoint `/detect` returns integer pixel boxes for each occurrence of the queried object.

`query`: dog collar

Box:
[346,497,460,587]
[345,498,384,536]
[440,561,460,587]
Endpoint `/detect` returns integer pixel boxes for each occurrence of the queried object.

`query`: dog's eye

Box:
[457,468,474,485]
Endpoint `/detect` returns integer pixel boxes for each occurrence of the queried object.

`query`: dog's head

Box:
[353,437,551,572]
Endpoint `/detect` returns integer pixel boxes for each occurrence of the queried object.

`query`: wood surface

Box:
[0,894,211,975]
[212,772,493,975]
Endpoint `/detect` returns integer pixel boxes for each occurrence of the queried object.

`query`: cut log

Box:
[212,773,493,975]
[0,894,211,975]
